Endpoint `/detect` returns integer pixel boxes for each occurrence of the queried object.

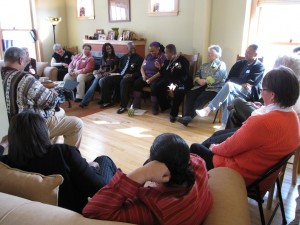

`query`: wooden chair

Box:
[247,151,294,225]
[142,53,200,113]
[64,46,78,55]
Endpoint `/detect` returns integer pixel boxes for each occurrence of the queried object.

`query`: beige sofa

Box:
[0,60,58,81]
[0,167,250,225]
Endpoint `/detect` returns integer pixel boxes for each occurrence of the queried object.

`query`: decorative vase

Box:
[112,28,119,40]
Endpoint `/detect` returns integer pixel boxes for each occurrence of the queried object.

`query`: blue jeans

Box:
[208,82,251,124]
[81,77,102,105]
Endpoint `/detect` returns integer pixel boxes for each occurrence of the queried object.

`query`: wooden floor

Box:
[70,103,299,225]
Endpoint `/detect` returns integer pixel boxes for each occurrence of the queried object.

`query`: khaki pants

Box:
[64,73,93,99]
[46,114,83,149]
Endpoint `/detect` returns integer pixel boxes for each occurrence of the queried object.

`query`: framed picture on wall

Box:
[147,0,179,16]
[108,0,131,22]
[77,0,95,19]
[96,29,105,34]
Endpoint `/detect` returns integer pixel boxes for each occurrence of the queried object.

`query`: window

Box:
[250,1,300,71]
[0,0,37,60]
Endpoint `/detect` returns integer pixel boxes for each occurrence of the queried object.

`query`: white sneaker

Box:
[196,107,211,117]
[216,123,226,131]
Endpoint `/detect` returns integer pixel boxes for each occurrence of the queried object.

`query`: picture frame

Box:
[107,31,115,40]
[108,0,131,22]
[77,0,95,19]
[98,34,107,40]
[147,0,179,16]
[96,29,105,34]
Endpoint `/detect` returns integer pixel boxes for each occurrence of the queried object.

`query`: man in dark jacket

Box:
[196,44,265,130]
[115,42,143,114]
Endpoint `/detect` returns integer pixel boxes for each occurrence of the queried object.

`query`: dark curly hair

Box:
[147,133,195,188]
[102,43,116,60]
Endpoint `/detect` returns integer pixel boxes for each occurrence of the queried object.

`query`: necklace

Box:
[166,55,178,70]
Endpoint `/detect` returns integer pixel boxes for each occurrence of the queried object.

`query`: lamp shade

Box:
[48,17,62,26]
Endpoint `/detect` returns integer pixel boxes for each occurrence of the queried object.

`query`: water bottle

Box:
[128,104,135,117]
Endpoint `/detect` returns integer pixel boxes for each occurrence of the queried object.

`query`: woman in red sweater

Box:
[191,66,300,189]
[83,133,212,225]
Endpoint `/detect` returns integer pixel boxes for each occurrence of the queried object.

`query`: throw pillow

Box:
[0,162,63,206]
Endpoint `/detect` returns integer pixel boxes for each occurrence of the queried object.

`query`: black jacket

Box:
[118,53,144,79]
[0,144,105,213]
[227,59,265,101]
[161,55,192,91]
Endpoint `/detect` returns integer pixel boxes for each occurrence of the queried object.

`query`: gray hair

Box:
[53,43,63,52]
[274,54,300,82]
[127,42,135,48]
[208,45,222,58]
[274,54,300,113]
[4,47,26,64]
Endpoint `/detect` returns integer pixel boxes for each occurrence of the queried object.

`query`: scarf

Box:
[251,103,294,116]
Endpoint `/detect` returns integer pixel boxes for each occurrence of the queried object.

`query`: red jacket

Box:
[68,53,95,74]
[212,111,300,191]
[83,154,212,225]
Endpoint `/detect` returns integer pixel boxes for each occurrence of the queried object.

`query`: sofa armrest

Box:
[43,67,58,81]
[203,167,250,225]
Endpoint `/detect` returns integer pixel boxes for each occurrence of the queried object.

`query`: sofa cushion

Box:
[0,162,63,206]
[36,62,49,77]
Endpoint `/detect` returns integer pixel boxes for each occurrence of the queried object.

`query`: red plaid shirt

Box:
[83,154,212,225]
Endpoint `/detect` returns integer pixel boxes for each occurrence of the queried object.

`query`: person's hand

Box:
[242,83,252,90]
[142,75,147,81]
[251,101,262,109]
[124,74,133,79]
[146,77,154,84]
[144,161,171,183]
[0,135,8,149]
[197,79,206,86]
[62,63,68,68]
[209,144,216,151]
[89,161,100,171]
[154,61,161,70]
[128,160,170,184]
[103,72,110,77]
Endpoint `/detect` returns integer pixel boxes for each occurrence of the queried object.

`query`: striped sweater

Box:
[83,154,212,225]
[1,67,58,121]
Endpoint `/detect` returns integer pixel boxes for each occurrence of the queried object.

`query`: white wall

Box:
[35,0,68,63]
[210,0,251,69]
[65,0,197,55]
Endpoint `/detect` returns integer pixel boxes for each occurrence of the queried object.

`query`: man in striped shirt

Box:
[1,47,83,148]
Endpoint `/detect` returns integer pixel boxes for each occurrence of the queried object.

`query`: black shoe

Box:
[169,116,177,123]
[100,103,114,108]
[117,107,126,114]
[79,102,88,108]
[74,98,82,103]
[177,116,191,126]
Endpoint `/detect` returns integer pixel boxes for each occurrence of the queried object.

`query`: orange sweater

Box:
[212,111,300,187]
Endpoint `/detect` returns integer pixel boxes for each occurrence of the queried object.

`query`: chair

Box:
[64,46,78,55]
[247,151,295,225]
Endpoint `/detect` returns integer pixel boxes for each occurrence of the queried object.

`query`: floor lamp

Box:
[48,17,62,44]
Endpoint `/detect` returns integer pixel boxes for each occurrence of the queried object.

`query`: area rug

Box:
[60,100,104,118]
[289,185,300,225]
